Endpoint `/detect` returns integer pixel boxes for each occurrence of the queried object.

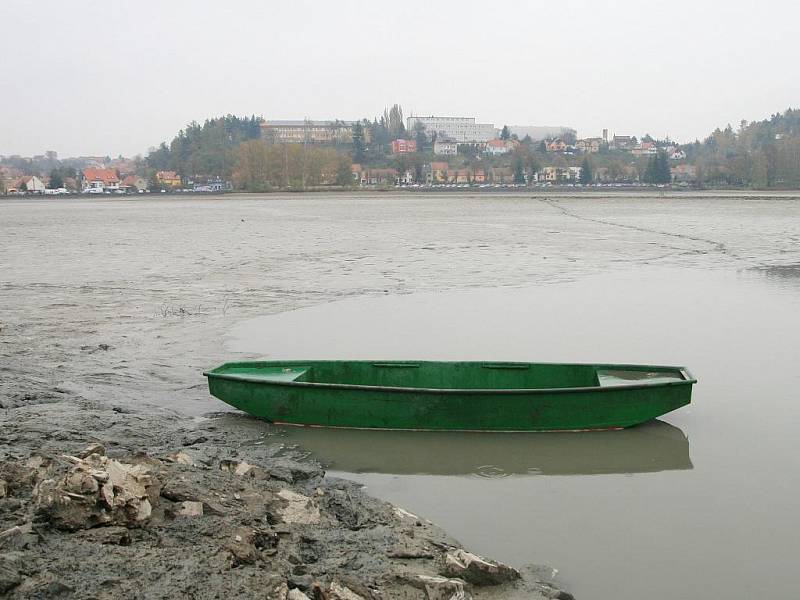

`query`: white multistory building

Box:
[407,115,495,143]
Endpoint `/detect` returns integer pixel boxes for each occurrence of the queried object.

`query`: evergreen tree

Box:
[413,122,428,151]
[351,122,366,163]
[656,150,671,183]
[48,169,64,189]
[644,155,657,183]
[579,157,593,185]
[500,125,510,140]
[513,158,525,184]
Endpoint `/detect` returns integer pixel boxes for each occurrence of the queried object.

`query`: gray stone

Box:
[441,548,520,586]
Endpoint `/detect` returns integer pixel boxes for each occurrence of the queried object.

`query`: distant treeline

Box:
[683,109,800,187]
[138,107,800,190]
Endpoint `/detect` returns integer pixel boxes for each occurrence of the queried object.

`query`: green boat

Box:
[204,360,696,431]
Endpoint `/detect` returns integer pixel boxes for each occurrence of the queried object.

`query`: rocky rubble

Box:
[0,404,573,599]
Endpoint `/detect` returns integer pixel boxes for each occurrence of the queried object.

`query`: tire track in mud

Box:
[536,197,738,262]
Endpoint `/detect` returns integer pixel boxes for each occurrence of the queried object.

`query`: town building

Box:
[360,168,398,186]
[406,115,495,143]
[120,175,149,192]
[16,175,46,193]
[632,142,658,157]
[545,138,568,153]
[433,140,458,156]
[260,120,355,144]
[670,149,687,160]
[445,169,471,184]
[484,139,513,155]
[576,138,605,153]
[193,178,231,192]
[489,167,514,184]
[391,139,417,154]
[427,162,450,184]
[538,166,582,182]
[397,170,416,185]
[610,135,636,151]
[156,171,181,188]
[82,168,120,192]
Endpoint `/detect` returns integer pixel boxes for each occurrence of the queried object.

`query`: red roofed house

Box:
[485,139,512,156]
[83,168,120,192]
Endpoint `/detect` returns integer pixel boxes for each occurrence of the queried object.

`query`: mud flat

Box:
[0,394,570,599]
[4,192,800,599]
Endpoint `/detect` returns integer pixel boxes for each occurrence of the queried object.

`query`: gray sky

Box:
[1,0,798,157]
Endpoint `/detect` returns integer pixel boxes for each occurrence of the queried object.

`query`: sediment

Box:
[0,196,582,598]
[0,395,572,599]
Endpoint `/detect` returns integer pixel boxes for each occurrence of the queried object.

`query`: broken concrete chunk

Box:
[441,548,520,586]
[406,574,469,600]
[164,451,194,466]
[226,527,259,565]
[286,589,311,600]
[277,489,321,525]
[77,443,105,459]
[328,580,367,600]
[219,459,267,479]
[62,469,100,495]
[34,453,160,530]
[394,507,422,523]
[268,582,289,599]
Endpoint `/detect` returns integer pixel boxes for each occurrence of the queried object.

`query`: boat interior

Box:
[208,361,688,390]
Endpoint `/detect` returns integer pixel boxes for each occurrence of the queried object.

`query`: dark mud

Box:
[0,395,567,599]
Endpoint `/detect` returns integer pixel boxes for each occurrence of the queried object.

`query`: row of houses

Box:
[546,134,687,160]
[352,162,700,186]
[351,163,571,186]
[81,168,180,193]
[6,167,195,195]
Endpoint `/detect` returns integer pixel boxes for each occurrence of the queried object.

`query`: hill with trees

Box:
[685,109,800,187]
[145,115,262,178]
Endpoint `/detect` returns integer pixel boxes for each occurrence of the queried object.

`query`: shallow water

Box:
[229,268,800,600]
[2,192,800,598]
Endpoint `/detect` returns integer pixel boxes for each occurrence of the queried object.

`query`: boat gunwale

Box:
[203,360,697,395]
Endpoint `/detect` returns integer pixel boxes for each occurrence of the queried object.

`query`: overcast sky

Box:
[1,0,798,157]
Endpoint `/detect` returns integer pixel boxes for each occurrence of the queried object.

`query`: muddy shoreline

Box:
[5,192,795,598]
[0,392,570,599]
[0,195,594,598]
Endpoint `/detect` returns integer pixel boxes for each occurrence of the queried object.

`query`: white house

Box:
[484,139,511,155]
[18,175,46,193]
[670,149,687,160]
[433,140,458,156]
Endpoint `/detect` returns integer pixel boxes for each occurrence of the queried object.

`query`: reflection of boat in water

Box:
[277,419,692,477]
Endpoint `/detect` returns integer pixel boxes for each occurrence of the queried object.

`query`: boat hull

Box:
[205,361,695,431]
